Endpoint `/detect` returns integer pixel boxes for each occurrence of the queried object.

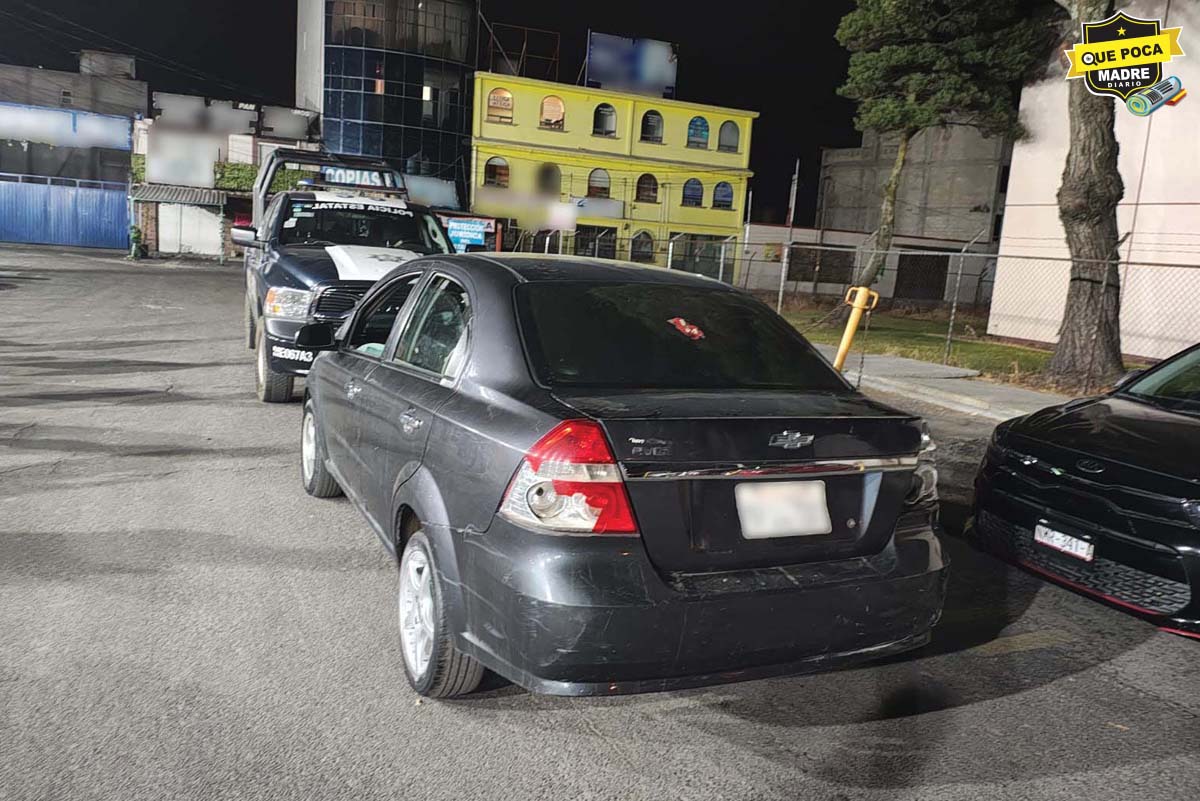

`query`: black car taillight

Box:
[499,420,638,535]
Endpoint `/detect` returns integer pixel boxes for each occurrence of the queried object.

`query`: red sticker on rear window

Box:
[668,317,705,340]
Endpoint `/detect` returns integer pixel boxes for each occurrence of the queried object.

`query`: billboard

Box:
[585,32,678,99]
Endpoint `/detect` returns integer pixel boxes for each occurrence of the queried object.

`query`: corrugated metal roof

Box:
[130,184,226,206]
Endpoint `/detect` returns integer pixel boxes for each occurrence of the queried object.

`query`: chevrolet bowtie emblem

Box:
[769,431,815,449]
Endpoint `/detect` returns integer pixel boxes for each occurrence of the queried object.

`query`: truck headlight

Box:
[264,287,313,319]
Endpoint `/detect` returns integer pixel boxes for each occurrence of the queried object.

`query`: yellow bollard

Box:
[832,286,880,371]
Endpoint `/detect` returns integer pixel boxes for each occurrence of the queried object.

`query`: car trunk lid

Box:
[555,390,923,572]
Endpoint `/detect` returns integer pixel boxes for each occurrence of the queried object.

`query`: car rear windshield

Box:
[516,281,848,391]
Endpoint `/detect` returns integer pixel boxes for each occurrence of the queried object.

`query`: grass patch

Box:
[783,307,1053,383]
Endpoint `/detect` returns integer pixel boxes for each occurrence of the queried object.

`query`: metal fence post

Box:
[943,227,988,365]
[777,245,789,313]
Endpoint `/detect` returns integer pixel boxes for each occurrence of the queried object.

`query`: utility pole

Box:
[777,158,799,313]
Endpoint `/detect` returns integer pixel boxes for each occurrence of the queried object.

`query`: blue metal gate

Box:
[0,173,129,250]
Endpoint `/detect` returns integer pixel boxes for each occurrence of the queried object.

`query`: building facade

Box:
[470,71,755,277]
[817,127,1011,244]
[987,0,1198,360]
[296,0,475,188]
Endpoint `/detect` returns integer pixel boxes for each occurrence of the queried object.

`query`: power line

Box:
[12,3,271,101]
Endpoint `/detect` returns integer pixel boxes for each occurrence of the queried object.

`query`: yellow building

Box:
[469,71,756,279]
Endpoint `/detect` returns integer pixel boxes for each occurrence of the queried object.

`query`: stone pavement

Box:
[813,344,1069,422]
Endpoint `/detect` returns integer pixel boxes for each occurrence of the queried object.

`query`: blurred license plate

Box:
[735,481,832,539]
[1034,522,1094,562]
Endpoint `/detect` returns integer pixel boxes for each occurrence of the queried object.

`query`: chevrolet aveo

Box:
[295,254,947,697]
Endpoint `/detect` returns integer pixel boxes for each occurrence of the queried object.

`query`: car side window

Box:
[263,194,286,240]
[394,276,471,377]
[345,274,422,358]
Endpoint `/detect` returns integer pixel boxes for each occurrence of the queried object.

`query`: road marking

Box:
[967,629,1076,656]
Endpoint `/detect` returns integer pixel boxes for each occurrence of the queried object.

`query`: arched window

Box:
[536,163,561,196]
[539,95,564,130]
[486,88,513,124]
[682,178,703,207]
[635,173,658,203]
[718,121,740,153]
[687,116,709,149]
[587,168,611,199]
[483,157,509,188]
[631,231,655,263]
[713,181,734,209]
[640,110,664,143]
[593,103,617,137]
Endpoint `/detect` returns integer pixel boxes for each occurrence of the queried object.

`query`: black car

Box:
[236,190,453,403]
[970,344,1200,639]
[296,254,948,697]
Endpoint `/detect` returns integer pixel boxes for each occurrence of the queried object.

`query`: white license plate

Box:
[735,481,832,539]
[1034,522,1094,562]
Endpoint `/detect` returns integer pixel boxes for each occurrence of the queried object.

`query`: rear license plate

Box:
[1034,522,1094,562]
[735,481,832,539]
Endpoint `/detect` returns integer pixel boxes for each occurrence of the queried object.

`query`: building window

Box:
[682,178,703,207]
[687,116,709,149]
[631,231,655,263]
[718,121,740,153]
[587,169,610,199]
[713,181,734,209]
[592,103,617,137]
[635,173,659,203]
[536,163,561,196]
[60,89,73,107]
[486,88,513,124]
[640,110,663,143]
[483,157,509,188]
[540,95,564,130]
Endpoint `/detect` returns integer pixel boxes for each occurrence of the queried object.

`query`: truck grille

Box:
[311,283,371,319]
[976,510,1191,615]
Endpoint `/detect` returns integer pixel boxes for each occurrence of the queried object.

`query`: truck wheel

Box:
[301,400,342,498]
[398,531,484,698]
[255,327,294,403]
[245,292,257,350]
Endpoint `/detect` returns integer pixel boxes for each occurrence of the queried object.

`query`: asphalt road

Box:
[2,245,1198,801]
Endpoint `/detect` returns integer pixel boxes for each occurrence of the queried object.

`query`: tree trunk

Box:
[856,129,913,288]
[1048,0,1125,383]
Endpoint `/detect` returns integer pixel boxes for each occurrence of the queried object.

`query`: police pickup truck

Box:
[233,151,453,402]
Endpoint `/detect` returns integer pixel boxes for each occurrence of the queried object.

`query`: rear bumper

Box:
[458,517,949,695]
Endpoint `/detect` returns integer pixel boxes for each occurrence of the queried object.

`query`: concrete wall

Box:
[818,127,1009,242]
[296,0,325,114]
[988,0,1200,359]
[741,223,996,303]
[0,63,146,118]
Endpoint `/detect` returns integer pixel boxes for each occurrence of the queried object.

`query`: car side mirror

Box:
[295,322,337,350]
[1114,368,1145,390]
[231,226,260,248]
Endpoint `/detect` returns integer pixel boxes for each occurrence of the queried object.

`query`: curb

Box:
[854,375,1040,422]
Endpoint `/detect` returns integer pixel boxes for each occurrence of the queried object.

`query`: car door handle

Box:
[399,408,423,436]
[345,380,362,400]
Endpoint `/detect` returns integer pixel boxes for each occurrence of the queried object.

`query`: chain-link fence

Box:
[494,232,1200,385]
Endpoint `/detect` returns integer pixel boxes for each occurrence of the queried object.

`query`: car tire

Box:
[255,326,294,403]
[245,292,257,350]
[301,400,341,498]
[397,531,484,698]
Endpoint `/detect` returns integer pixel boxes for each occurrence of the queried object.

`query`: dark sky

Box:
[0,0,860,224]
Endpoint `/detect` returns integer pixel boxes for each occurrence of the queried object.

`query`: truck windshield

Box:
[516,281,848,391]
[278,199,451,254]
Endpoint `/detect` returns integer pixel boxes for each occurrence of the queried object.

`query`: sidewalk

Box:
[813,344,1068,421]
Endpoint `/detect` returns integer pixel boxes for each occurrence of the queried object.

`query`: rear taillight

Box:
[499,420,638,535]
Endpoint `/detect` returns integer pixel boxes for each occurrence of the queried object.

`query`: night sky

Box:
[0,0,859,224]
